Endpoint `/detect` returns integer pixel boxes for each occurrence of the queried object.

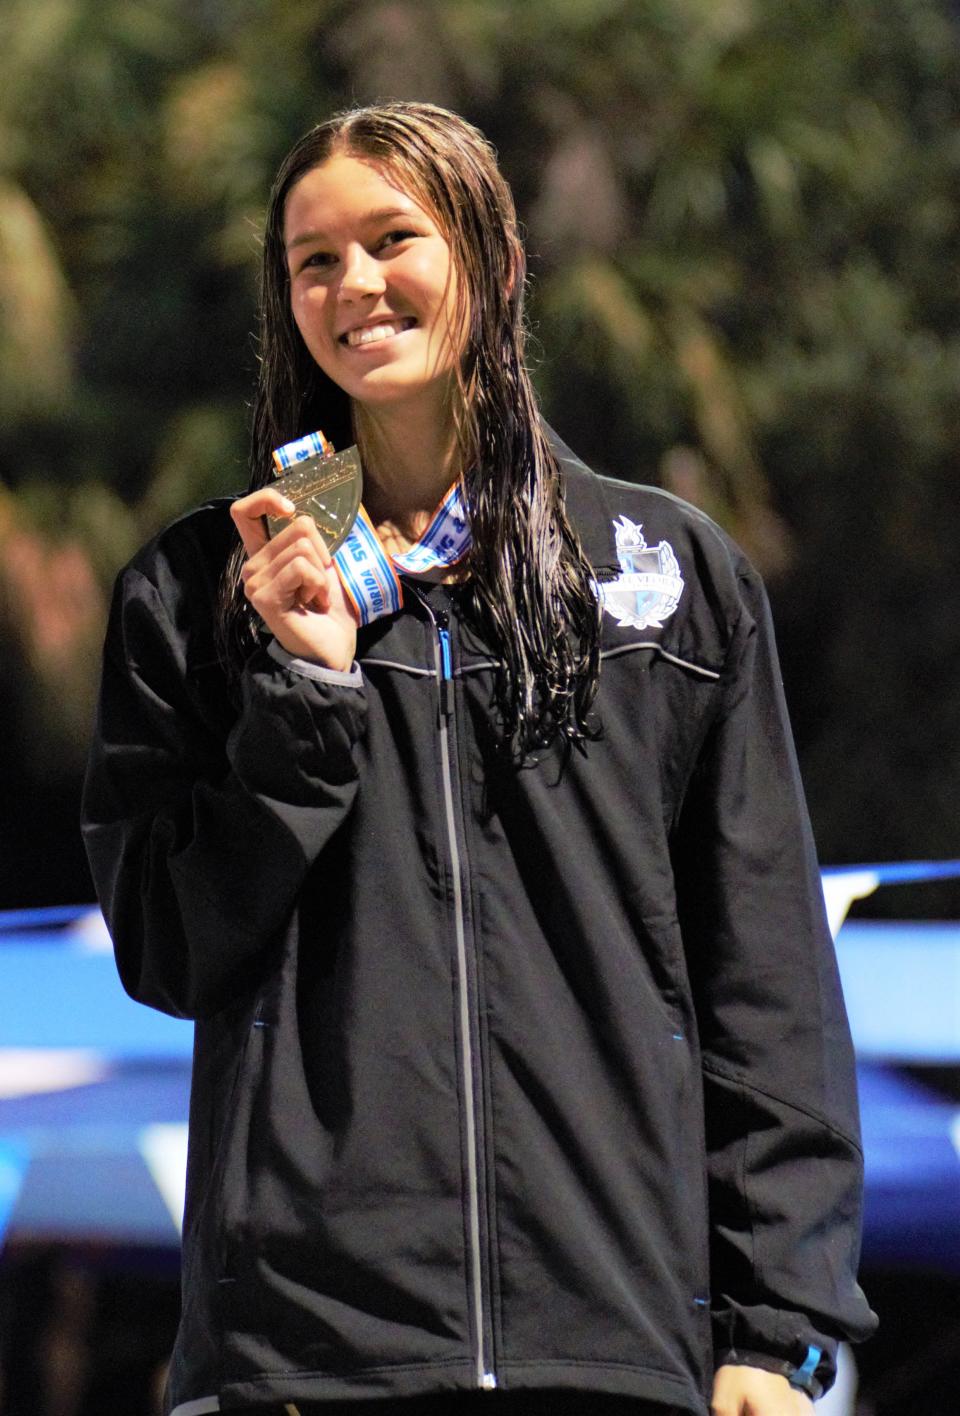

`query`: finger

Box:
[244,546,331,598]
[242,524,333,593]
[274,558,331,611]
[271,513,333,567]
[231,488,297,557]
[245,556,331,616]
[242,514,334,578]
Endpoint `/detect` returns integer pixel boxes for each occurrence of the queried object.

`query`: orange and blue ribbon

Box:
[272,435,471,626]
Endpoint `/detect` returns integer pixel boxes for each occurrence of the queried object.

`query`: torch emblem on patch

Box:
[598,516,684,630]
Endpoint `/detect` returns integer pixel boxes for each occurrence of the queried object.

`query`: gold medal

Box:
[266,442,363,554]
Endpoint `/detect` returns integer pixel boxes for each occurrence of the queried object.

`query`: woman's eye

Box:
[379,228,417,250]
[299,251,336,272]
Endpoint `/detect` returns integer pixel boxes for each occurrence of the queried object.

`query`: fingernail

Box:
[279,496,296,512]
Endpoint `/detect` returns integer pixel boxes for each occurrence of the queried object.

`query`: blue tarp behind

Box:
[1,871,958,1261]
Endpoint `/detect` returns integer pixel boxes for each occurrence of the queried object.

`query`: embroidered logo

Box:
[598,516,684,630]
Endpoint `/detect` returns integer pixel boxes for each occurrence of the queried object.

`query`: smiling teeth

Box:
[346,319,413,347]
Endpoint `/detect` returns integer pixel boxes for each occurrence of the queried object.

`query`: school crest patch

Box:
[598,516,684,630]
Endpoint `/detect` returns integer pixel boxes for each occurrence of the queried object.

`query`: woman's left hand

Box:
[711,1365,814,1416]
[231,487,359,670]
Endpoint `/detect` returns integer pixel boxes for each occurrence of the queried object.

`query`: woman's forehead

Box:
[283,154,436,245]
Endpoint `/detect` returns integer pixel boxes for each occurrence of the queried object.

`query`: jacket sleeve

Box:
[672,561,877,1396]
[82,561,367,1020]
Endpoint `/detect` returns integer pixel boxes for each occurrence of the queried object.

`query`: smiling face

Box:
[284,154,464,418]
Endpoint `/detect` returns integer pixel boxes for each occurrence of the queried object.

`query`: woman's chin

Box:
[343,367,455,414]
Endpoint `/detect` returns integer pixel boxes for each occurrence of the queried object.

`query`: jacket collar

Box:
[544,424,620,575]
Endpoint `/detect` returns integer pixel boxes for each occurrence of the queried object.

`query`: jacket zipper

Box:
[434,607,497,1392]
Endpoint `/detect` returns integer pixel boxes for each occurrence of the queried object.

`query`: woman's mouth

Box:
[341,317,417,348]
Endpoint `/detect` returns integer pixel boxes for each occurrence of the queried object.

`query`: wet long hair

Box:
[217,101,601,756]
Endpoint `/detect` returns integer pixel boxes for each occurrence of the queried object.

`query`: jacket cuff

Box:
[717,1346,825,1400]
[266,637,362,687]
[713,1305,837,1397]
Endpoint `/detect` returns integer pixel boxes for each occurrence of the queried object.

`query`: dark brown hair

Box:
[218,100,600,755]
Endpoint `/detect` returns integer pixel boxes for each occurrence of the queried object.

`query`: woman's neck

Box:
[354,400,461,545]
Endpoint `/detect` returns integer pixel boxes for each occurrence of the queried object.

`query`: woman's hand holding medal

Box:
[231,487,358,671]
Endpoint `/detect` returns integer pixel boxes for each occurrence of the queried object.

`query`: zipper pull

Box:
[436,611,454,718]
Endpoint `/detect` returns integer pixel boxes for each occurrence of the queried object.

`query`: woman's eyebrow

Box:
[286,206,422,253]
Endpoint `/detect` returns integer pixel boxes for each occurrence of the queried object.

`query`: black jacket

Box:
[82,442,876,1415]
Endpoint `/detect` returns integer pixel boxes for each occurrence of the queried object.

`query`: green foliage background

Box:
[1,0,958,910]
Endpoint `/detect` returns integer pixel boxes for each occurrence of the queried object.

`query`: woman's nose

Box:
[339,246,386,300]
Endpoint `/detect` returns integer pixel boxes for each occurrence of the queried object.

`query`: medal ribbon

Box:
[273,434,471,626]
[272,429,335,470]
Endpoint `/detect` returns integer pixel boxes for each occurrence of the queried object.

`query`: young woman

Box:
[82,102,875,1416]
